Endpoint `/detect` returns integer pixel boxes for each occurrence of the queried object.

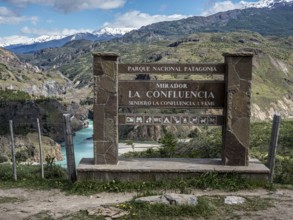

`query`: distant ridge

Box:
[3,27,134,54]
[245,0,293,8]
[120,1,293,43]
[3,0,293,53]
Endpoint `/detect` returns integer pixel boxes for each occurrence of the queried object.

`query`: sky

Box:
[0,0,262,43]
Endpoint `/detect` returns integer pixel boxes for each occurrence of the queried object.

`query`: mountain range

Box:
[0,0,293,121]
[2,0,293,54]
[3,27,134,54]
[120,0,293,43]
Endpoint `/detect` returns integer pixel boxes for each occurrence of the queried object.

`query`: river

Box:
[56,120,160,167]
[56,120,94,167]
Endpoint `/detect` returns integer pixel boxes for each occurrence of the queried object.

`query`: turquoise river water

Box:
[56,120,93,167]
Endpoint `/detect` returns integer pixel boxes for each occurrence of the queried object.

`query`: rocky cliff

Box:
[0,99,88,142]
[0,133,63,163]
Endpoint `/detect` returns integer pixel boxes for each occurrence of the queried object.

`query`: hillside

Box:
[0,47,90,139]
[120,2,293,43]
[0,47,70,97]
[0,47,92,162]
[4,1,293,121]
[4,0,292,55]
[17,31,293,120]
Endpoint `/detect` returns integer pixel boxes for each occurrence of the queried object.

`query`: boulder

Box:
[224,196,246,205]
[135,193,198,206]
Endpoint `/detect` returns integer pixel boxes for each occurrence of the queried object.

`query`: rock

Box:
[168,38,199,47]
[125,125,161,141]
[148,53,162,62]
[135,195,169,204]
[0,99,88,142]
[224,196,246,205]
[169,41,182,47]
[135,193,198,206]
[87,206,129,219]
[275,191,285,196]
[0,133,64,163]
[238,39,245,43]
[164,193,198,206]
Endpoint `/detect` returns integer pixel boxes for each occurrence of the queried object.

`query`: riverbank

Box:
[56,121,160,167]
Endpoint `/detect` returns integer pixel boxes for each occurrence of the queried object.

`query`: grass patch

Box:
[0,164,268,195]
[26,210,103,220]
[250,120,293,185]
[116,196,273,220]
[0,89,31,102]
[24,211,54,220]
[0,196,23,204]
[68,172,269,196]
[61,210,104,220]
[123,197,221,219]
[0,164,70,191]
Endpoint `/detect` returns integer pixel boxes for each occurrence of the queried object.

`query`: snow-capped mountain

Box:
[0,35,67,48]
[93,27,135,36]
[2,0,292,53]
[2,27,134,53]
[245,0,293,8]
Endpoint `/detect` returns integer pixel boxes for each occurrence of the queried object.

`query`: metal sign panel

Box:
[118,80,225,108]
[119,114,224,126]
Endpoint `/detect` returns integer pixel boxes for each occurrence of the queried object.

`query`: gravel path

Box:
[0,188,292,219]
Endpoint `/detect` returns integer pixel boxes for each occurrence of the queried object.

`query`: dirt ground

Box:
[0,188,292,219]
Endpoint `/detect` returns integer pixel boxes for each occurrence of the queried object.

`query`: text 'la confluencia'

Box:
[128,83,215,99]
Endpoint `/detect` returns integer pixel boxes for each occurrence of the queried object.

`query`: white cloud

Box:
[0,27,95,46]
[0,6,39,24]
[0,6,15,16]
[104,10,189,29]
[0,35,32,46]
[201,0,249,16]
[2,0,126,13]
[20,26,93,36]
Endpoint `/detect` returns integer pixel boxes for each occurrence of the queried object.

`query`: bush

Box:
[159,132,178,157]
[250,120,293,184]
[0,155,9,163]
[176,127,222,158]
[0,89,31,102]
[272,156,293,185]
[45,165,67,179]
[15,150,29,163]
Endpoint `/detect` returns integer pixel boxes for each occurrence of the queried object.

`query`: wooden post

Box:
[36,118,44,179]
[63,114,77,182]
[268,113,281,183]
[9,120,17,181]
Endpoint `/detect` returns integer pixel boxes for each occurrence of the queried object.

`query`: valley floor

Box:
[0,188,292,219]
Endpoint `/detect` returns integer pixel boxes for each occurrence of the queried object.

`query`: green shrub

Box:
[0,155,9,163]
[0,89,31,102]
[15,150,29,163]
[159,132,178,157]
[161,127,222,159]
[44,165,67,180]
[273,156,293,185]
[0,164,12,181]
[250,120,293,184]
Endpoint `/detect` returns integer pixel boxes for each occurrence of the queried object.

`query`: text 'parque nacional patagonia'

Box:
[118,64,225,74]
